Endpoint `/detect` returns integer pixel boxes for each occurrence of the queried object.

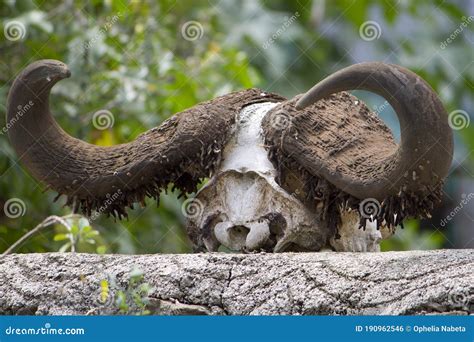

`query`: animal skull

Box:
[6,60,453,253]
[187,102,387,252]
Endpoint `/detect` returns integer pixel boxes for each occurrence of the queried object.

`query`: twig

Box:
[0,214,83,258]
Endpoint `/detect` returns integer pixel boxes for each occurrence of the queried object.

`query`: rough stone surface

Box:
[0,250,472,315]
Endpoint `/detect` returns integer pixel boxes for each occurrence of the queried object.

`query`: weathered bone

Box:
[187,103,389,252]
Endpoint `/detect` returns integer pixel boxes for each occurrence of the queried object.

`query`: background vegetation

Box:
[0,0,472,254]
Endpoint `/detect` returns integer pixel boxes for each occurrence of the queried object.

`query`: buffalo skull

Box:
[6,60,453,252]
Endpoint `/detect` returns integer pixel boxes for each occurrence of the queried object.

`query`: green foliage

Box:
[0,0,472,253]
[53,217,105,253]
[98,278,110,305]
[381,219,445,251]
[117,268,154,315]
[98,267,154,315]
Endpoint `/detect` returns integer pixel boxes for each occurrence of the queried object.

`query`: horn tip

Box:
[295,98,307,110]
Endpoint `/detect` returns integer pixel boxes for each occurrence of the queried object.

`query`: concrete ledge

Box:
[0,250,472,315]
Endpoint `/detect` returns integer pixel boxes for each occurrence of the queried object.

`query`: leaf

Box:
[82,225,93,234]
[53,233,69,241]
[97,246,107,254]
[99,279,109,304]
[70,224,79,236]
[116,291,128,313]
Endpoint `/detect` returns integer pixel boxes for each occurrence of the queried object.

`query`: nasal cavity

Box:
[228,225,250,246]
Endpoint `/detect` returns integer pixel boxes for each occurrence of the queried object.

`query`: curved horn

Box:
[295,62,453,200]
[6,60,281,217]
